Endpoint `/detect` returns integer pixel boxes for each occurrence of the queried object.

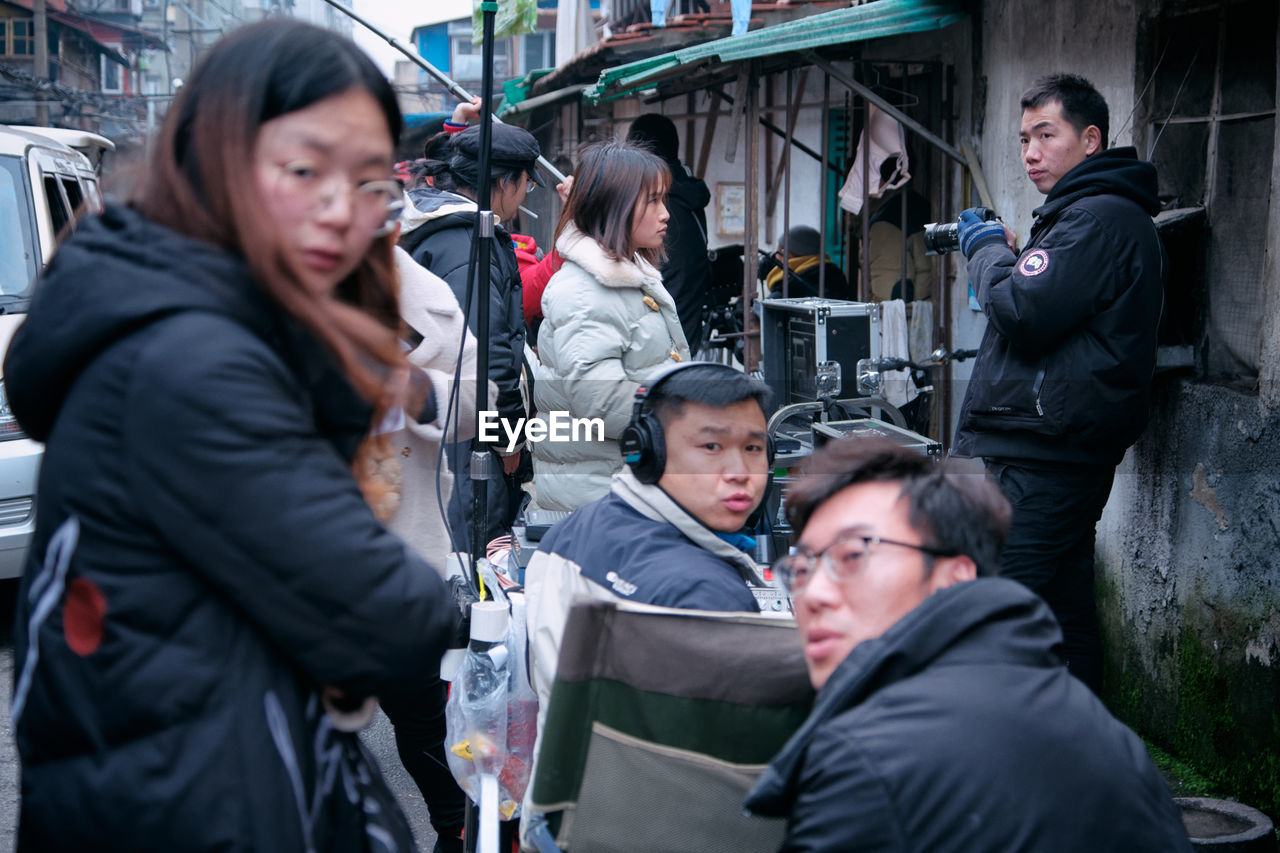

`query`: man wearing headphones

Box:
[521,363,773,829]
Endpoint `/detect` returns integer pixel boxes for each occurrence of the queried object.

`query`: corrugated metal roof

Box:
[585,0,965,103]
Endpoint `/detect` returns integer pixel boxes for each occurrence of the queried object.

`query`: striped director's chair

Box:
[524,597,814,853]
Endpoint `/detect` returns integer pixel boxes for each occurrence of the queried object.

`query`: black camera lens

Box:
[923,221,961,255]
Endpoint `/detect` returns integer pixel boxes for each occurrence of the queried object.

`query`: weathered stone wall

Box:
[1099,381,1280,818]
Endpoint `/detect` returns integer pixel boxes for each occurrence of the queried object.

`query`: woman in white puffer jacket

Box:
[533,141,690,510]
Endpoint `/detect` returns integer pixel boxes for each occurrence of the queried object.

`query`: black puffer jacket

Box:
[954,147,1165,466]
[659,165,712,350]
[745,579,1193,853]
[400,186,526,428]
[4,205,456,852]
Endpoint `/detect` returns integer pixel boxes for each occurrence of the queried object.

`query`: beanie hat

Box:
[782,225,822,258]
[449,123,544,187]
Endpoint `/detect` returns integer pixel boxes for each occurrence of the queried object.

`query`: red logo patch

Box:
[1019,249,1050,277]
[64,577,107,656]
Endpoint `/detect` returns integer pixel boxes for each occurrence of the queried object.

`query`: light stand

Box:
[464,8,499,851]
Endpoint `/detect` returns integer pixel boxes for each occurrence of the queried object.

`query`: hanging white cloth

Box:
[907,299,934,365]
[838,104,910,215]
[879,299,918,408]
[557,0,594,66]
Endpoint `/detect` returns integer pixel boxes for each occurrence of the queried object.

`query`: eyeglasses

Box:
[372,186,405,237]
[273,163,404,236]
[772,534,958,595]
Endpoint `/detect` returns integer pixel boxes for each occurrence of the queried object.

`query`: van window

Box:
[0,155,38,298]
[42,174,71,239]
[61,176,84,217]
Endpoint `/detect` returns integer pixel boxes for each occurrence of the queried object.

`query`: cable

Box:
[429,200,483,595]
[1148,48,1199,159]
[1112,39,1168,146]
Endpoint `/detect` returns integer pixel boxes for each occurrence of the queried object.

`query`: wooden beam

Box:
[695,88,723,180]
[725,65,750,164]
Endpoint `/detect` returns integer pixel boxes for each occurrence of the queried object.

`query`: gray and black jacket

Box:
[525,466,763,715]
[521,466,764,843]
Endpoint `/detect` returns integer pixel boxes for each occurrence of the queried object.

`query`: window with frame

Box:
[101,53,124,93]
[1142,0,1278,383]
[448,26,511,82]
[518,30,554,75]
[0,17,36,58]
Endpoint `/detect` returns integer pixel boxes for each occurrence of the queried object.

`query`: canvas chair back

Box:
[529,598,814,852]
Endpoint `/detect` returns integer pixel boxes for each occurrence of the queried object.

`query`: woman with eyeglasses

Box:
[3,20,457,851]
[400,121,540,552]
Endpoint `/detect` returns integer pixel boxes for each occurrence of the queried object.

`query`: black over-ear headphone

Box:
[620,362,776,485]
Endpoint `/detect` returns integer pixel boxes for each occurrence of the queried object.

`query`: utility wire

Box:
[1149,47,1199,159]
[1111,38,1169,147]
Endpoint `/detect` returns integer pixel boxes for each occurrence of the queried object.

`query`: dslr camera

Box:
[922,207,998,255]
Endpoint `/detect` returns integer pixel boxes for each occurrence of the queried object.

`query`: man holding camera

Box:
[952,73,1165,693]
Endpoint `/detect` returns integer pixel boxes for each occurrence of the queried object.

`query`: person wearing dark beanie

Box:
[760,224,854,300]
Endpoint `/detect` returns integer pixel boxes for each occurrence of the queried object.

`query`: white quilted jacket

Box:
[532,224,690,510]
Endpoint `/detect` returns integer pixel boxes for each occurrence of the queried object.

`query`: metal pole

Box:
[860,81,870,303]
[819,72,829,299]
[900,181,908,299]
[781,66,793,300]
[743,62,760,372]
[33,0,49,126]
[317,0,566,184]
[469,1,498,597]
[465,17,497,851]
[941,64,955,451]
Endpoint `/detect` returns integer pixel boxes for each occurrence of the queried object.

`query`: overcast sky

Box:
[352,0,473,77]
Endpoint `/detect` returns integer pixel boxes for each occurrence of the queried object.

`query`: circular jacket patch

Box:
[1019,249,1050,277]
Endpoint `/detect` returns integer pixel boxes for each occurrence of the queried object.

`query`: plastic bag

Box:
[472,0,537,44]
[445,597,538,820]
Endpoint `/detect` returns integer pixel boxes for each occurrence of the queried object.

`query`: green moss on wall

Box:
[1173,630,1280,820]
[1102,589,1280,823]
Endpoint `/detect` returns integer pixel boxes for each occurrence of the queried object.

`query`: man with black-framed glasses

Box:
[745,437,1192,853]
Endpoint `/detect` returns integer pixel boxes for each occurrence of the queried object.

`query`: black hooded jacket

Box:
[745,579,1192,853]
[954,147,1165,466]
[399,186,526,428]
[659,164,712,350]
[3,205,455,851]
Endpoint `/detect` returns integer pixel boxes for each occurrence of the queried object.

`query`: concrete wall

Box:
[974,0,1280,818]
[1100,381,1280,817]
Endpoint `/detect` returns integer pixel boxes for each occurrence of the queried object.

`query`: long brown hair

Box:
[133,19,404,402]
[556,141,670,267]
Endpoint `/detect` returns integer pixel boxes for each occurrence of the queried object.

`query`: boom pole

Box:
[319,0,566,184]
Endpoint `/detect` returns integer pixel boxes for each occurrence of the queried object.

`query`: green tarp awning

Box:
[584,0,965,103]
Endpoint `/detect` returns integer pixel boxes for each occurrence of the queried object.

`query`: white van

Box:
[0,125,111,578]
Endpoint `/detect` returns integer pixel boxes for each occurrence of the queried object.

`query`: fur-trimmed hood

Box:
[555,222,668,303]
